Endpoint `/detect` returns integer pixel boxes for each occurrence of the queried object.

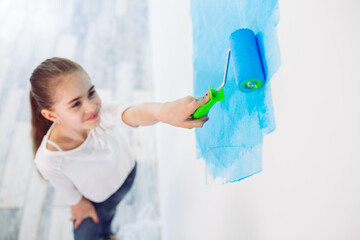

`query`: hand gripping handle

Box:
[192,85,225,119]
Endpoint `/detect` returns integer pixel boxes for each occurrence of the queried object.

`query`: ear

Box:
[41,109,58,123]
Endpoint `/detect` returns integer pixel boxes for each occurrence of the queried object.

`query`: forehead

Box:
[54,71,92,104]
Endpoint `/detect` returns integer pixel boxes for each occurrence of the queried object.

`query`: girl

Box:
[29,57,210,240]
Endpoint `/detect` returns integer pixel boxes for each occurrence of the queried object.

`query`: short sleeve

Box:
[35,159,82,205]
[99,102,139,129]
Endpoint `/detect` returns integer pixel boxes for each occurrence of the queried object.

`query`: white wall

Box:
[148,0,360,239]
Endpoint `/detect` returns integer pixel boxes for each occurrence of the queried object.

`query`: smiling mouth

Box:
[87,113,99,121]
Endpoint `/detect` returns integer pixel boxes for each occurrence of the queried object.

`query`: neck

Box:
[56,123,90,143]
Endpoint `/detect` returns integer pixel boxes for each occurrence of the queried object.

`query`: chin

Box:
[86,117,101,129]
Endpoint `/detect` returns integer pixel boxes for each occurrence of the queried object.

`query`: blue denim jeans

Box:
[73,163,137,240]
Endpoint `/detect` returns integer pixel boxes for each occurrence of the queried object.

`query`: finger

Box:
[90,211,99,224]
[194,96,204,102]
[191,92,210,110]
[183,116,209,129]
[198,115,210,124]
[74,218,82,230]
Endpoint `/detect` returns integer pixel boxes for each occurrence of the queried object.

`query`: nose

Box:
[83,99,97,113]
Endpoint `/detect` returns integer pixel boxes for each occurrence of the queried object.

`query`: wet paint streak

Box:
[191,0,281,183]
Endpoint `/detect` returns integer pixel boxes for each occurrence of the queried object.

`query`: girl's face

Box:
[44,71,102,133]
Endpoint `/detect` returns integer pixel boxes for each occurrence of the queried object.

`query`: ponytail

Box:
[29,57,85,156]
[29,91,53,155]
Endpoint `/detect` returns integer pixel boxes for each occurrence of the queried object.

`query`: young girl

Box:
[29,57,210,240]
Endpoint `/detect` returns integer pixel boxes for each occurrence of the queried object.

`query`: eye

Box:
[88,90,96,98]
[72,101,81,108]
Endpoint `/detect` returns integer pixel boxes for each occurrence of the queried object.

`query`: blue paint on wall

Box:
[191,0,281,183]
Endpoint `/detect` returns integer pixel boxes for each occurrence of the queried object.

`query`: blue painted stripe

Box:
[190,0,281,183]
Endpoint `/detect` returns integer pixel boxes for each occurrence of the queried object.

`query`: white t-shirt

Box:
[34,102,137,205]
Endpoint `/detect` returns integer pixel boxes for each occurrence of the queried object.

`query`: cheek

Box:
[94,95,102,108]
[57,110,81,124]
[69,111,83,122]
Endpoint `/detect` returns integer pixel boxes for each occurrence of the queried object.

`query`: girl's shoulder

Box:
[34,124,65,174]
[34,147,63,179]
[99,102,135,130]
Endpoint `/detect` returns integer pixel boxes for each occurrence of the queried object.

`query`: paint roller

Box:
[192,28,266,119]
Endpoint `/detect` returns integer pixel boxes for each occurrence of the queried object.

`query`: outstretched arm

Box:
[122,93,210,129]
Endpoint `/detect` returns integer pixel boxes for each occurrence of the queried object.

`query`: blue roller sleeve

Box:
[229,29,266,92]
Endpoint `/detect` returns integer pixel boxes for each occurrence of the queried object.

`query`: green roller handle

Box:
[192,85,225,119]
